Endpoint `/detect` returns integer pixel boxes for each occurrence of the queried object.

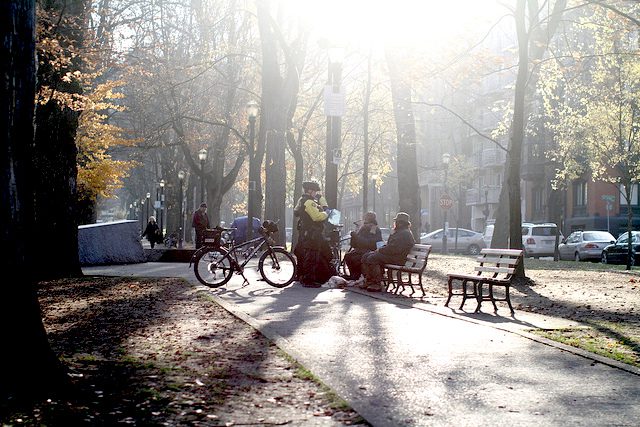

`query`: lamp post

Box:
[371,174,378,216]
[198,148,207,204]
[140,199,145,233]
[159,179,165,235]
[146,192,150,225]
[482,185,490,227]
[129,203,133,220]
[442,153,450,254]
[325,46,344,209]
[246,100,259,241]
[178,170,185,249]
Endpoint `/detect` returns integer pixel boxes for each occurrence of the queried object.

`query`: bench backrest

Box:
[403,244,432,272]
[474,248,523,280]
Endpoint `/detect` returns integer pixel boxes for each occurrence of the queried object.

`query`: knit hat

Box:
[363,211,377,224]
[200,202,207,208]
[393,212,410,224]
[302,181,321,191]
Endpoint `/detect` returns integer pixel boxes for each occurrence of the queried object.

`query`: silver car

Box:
[558,230,615,261]
[420,228,485,255]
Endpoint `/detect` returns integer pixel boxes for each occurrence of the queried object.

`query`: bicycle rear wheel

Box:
[193,247,233,287]
[258,248,296,288]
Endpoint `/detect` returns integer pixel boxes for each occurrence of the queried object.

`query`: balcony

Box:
[466,186,501,206]
[474,149,506,169]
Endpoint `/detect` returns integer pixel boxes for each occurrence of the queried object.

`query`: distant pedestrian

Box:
[141,216,160,249]
[360,212,415,292]
[343,212,383,281]
[192,203,210,249]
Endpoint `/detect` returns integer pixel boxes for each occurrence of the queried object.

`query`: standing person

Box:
[141,216,160,249]
[293,181,335,288]
[192,202,210,249]
[360,212,415,292]
[343,212,383,280]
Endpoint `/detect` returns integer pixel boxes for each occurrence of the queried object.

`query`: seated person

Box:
[343,212,382,280]
[360,212,415,292]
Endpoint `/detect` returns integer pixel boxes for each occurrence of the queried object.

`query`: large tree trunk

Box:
[385,48,422,237]
[257,1,305,245]
[506,0,528,277]
[1,0,68,400]
[33,0,88,280]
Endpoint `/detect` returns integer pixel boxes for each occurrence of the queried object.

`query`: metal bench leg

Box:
[445,277,454,307]
[505,284,515,314]
[489,283,498,312]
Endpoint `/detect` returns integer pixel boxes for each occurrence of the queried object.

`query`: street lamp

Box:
[129,203,133,220]
[482,185,490,227]
[178,170,185,249]
[146,192,150,225]
[159,179,165,235]
[325,46,345,209]
[198,148,207,204]
[246,100,259,241]
[140,199,145,233]
[372,174,378,216]
[442,153,451,254]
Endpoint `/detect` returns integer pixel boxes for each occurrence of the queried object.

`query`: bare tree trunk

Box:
[385,48,422,237]
[1,0,68,400]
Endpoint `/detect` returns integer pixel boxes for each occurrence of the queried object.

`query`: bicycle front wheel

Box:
[194,247,233,287]
[258,248,297,288]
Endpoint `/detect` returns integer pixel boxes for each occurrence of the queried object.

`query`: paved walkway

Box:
[84,262,640,426]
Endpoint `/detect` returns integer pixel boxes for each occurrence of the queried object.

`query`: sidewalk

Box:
[84,262,640,426]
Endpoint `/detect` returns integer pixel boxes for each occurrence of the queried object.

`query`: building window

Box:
[573,181,587,216]
[532,187,544,218]
[619,183,639,205]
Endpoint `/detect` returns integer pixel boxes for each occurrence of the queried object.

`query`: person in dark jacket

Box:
[361,212,415,292]
[192,202,210,249]
[343,211,383,280]
[141,216,160,249]
[293,181,335,287]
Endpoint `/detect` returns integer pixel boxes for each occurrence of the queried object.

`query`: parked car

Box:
[601,231,640,265]
[521,222,563,258]
[558,230,615,261]
[420,227,485,255]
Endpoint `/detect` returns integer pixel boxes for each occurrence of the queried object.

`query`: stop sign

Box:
[439,194,454,209]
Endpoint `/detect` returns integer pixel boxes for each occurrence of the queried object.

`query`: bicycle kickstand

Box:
[232,262,250,287]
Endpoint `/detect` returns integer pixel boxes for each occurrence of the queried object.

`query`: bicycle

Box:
[190,220,297,288]
[326,223,351,277]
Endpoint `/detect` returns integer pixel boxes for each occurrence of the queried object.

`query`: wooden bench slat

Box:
[474,266,515,274]
[476,256,521,265]
[480,248,523,256]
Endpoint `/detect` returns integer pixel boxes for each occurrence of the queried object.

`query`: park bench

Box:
[445,248,523,314]
[383,244,432,297]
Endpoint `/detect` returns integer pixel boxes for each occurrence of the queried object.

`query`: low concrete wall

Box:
[78,220,146,266]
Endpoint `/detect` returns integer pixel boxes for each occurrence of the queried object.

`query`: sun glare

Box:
[286,0,504,49]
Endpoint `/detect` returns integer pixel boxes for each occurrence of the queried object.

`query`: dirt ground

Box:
[2,255,639,425]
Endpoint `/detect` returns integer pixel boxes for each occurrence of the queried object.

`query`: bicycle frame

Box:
[190,228,280,273]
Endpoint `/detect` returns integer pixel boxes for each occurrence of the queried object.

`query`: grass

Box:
[533,320,640,368]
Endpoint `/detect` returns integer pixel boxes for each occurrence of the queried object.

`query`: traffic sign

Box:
[439,194,454,209]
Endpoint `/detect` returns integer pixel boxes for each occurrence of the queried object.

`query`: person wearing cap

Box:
[360,212,415,292]
[192,202,210,249]
[293,181,335,287]
[343,211,383,281]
